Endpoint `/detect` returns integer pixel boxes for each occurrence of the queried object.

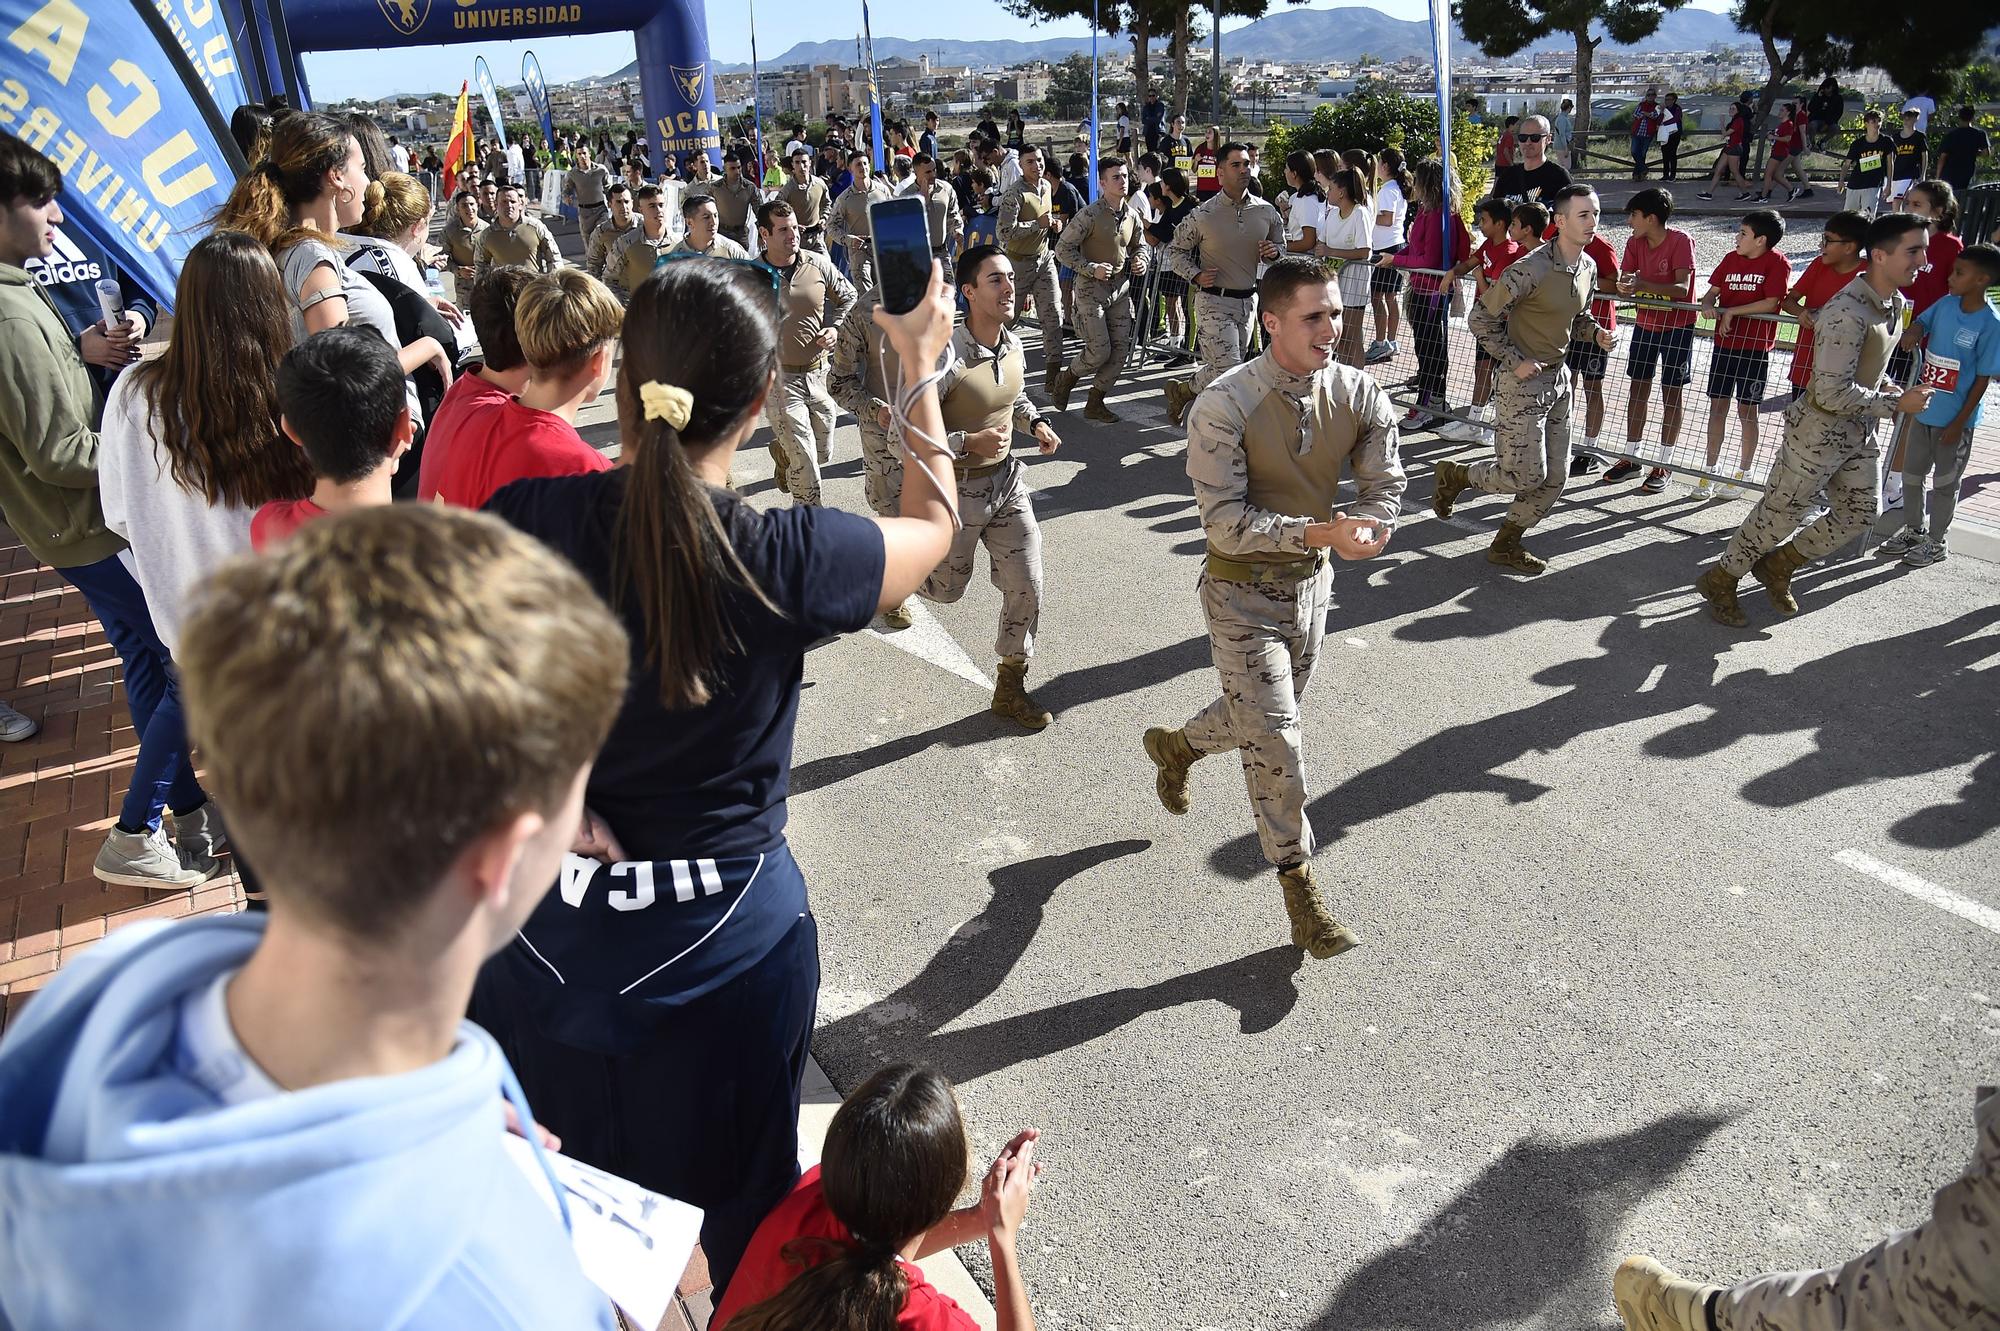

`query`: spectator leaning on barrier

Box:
[469,258,962,1302]
[256,328,414,550]
[1693,208,1790,497]
[1630,89,1662,180]
[1609,186,1696,494]
[1780,210,1870,404]
[0,133,222,854]
[0,505,627,1331]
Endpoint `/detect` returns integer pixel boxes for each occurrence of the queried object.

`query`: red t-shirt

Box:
[416,372,514,502]
[1494,132,1516,169]
[1477,236,1524,285]
[1708,249,1792,350]
[1903,230,1964,319]
[426,397,610,510]
[1787,256,1867,387]
[1772,118,1804,159]
[712,1167,978,1331]
[250,498,330,552]
[1622,227,1697,330]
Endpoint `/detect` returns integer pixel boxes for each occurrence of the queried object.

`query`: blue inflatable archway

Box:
[279,0,724,176]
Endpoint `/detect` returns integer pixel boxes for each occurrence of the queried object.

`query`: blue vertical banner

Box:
[1429,0,1452,246]
[473,54,507,149]
[522,50,554,152]
[0,0,250,311]
[862,1,882,173]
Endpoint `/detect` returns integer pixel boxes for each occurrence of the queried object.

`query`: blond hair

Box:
[178,506,629,937]
[515,269,624,373]
[354,170,431,241]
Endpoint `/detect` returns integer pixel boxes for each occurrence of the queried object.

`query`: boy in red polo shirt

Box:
[1779,210,1870,401]
[254,328,412,550]
[1439,196,1524,441]
[1611,187,1697,491]
[417,266,535,501]
[428,269,620,510]
[1695,209,1792,495]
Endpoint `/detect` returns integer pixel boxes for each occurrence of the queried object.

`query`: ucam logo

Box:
[379,0,432,33]
[25,227,103,288]
[672,63,705,106]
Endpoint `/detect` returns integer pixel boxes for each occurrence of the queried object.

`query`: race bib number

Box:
[1858,152,1883,173]
[1174,154,1194,173]
[1197,160,1217,182]
[1920,351,1961,393]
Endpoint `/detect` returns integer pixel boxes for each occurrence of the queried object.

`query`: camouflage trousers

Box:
[855,419,904,519]
[1192,291,1254,394]
[1714,1088,2000,1331]
[1012,251,1065,375]
[1071,274,1134,392]
[1469,366,1573,528]
[1721,405,1882,577]
[919,457,1042,662]
[577,203,606,246]
[843,240,876,302]
[1181,560,1331,868]
[764,359,836,506]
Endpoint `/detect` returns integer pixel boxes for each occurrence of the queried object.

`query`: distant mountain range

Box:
[593,6,1752,82]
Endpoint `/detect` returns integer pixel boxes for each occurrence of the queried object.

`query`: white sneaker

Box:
[0,700,37,743]
[1434,415,1482,441]
[94,826,211,890]
[1882,476,1905,509]
[1690,476,1714,499]
[1722,470,1749,493]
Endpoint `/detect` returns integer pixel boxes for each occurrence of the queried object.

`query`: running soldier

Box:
[689,149,762,254]
[668,194,752,260]
[562,144,613,244]
[997,145,1066,388]
[827,151,891,297]
[1695,213,1934,626]
[583,182,637,289]
[926,244,1064,730]
[604,184,679,302]
[1142,257,1405,959]
[758,200,856,506]
[1050,156,1148,422]
[829,289,911,624]
[473,183,562,286]
[1162,142,1284,426]
[777,148,833,253]
[441,188,485,289]
[1433,185,1615,574]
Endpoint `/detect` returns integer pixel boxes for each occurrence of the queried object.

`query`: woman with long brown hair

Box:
[93,230,312,887]
[214,111,449,425]
[472,259,962,1301]
[716,1064,1042,1331]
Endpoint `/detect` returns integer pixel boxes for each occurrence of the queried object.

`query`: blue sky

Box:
[302,0,1736,103]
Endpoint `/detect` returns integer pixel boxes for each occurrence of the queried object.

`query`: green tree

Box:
[1948,62,2000,103]
[1186,61,1238,123]
[1049,53,1099,120]
[1452,0,1690,169]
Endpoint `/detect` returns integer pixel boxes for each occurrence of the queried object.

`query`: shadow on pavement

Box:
[1310,1110,1735,1331]
[817,838,1304,1085]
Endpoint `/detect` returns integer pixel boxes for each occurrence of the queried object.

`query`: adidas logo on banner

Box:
[25,227,103,287]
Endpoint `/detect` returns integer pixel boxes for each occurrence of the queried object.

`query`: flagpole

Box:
[1088,0,1100,202]
[750,0,767,182]
[863,1,884,173]
[1429,0,1452,256]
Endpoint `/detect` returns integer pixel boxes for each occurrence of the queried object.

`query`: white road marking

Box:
[1834,849,2000,938]
[866,599,992,691]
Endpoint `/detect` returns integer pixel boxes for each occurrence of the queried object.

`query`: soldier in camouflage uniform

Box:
[777,148,834,253]
[1433,185,1616,575]
[827,151,892,298]
[1143,258,1405,959]
[1612,1086,2000,1331]
[996,145,1066,388]
[1696,215,1934,627]
[603,184,679,303]
[925,244,1064,730]
[473,183,562,287]
[829,288,912,625]
[441,189,486,290]
[688,149,763,254]
[583,182,638,291]
[758,200,856,506]
[1162,142,1285,427]
[667,194,752,261]
[1049,156,1149,423]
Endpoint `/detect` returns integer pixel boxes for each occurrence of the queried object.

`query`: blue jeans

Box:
[58,553,203,831]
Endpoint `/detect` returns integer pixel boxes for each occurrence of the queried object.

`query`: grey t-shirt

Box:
[277,237,421,425]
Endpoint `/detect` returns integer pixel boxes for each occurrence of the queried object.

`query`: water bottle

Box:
[94,277,122,327]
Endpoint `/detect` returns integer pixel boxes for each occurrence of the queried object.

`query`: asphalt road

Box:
[728,338,2000,1331]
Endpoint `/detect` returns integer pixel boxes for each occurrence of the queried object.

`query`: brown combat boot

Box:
[1695,565,1749,627]
[1612,1256,1721,1331]
[1277,864,1359,959]
[880,599,913,631]
[1486,521,1547,574]
[1750,541,1809,615]
[1142,726,1201,815]
[1083,389,1121,423]
[1164,379,1195,426]
[767,442,789,495]
[1047,365,1078,413]
[1432,459,1471,518]
[991,659,1052,730]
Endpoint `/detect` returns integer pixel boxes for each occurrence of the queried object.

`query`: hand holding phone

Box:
[869,195,934,316]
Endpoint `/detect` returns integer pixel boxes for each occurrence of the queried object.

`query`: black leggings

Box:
[470,912,821,1300]
[1408,287,1450,405]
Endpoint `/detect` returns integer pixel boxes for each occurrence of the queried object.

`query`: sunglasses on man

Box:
[1517,133,1547,143]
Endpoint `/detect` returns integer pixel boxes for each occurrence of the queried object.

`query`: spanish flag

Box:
[442,81,473,198]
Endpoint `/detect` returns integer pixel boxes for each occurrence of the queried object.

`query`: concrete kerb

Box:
[799,1055,1000,1329]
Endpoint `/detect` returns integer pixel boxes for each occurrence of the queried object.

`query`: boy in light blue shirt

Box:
[1886,243,2000,564]
[0,507,630,1330]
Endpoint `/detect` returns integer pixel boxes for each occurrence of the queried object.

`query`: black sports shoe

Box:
[1735,190,1756,200]
[1696,191,1715,200]
[1641,467,1670,493]
[1602,459,1642,483]
[1569,453,1603,477]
